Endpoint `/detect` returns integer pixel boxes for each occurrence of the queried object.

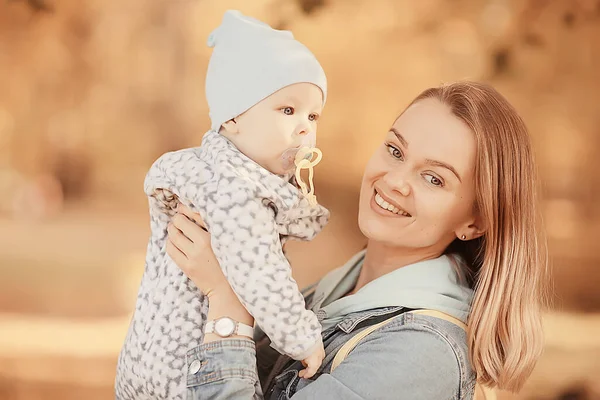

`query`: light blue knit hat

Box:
[205,10,327,131]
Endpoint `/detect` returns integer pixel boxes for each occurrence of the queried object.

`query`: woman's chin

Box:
[359,217,396,243]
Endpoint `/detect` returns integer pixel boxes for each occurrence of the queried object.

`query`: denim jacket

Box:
[186,252,476,399]
[186,305,475,399]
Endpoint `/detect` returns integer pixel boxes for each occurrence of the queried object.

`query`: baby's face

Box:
[224,83,323,175]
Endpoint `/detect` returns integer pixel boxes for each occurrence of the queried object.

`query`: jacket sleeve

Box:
[200,175,322,361]
[186,339,263,400]
[186,323,466,400]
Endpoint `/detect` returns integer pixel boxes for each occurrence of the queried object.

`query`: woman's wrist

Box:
[203,286,254,344]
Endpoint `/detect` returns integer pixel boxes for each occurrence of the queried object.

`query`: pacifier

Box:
[294,146,322,206]
[278,131,323,206]
[280,131,317,172]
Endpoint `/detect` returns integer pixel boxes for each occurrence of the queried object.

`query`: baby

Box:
[115,10,329,400]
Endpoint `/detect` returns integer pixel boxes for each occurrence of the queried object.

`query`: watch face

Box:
[215,318,236,336]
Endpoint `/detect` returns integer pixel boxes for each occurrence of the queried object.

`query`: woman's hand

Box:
[166,204,254,341]
[166,203,228,297]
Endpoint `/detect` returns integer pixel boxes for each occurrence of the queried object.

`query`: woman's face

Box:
[358,97,479,253]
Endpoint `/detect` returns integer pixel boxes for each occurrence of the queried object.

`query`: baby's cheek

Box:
[267,136,288,156]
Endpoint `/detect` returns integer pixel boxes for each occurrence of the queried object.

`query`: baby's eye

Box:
[308,113,319,122]
[281,107,294,115]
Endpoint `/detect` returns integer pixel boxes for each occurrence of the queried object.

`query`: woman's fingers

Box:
[171,212,209,246]
[177,203,207,230]
[166,237,188,268]
[167,222,194,256]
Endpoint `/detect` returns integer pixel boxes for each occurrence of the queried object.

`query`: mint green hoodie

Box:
[311,250,474,331]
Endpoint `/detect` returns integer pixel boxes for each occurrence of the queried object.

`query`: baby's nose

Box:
[299,131,316,147]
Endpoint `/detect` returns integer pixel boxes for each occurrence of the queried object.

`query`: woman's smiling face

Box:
[358,97,479,253]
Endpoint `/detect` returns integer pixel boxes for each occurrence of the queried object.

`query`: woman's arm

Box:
[167,206,263,399]
[166,206,254,338]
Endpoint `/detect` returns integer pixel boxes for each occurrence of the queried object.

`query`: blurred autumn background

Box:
[1,0,599,398]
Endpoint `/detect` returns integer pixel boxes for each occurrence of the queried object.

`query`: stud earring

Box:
[461,235,466,240]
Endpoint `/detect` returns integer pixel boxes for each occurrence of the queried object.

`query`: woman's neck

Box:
[350,241,441,294]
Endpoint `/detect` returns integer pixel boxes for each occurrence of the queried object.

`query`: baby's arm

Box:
[145,151,322,362]
[202,179,322,362]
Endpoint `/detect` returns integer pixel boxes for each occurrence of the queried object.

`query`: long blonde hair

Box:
[410,82,549,392]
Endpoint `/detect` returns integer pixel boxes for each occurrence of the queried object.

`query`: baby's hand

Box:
[299,341,325,379]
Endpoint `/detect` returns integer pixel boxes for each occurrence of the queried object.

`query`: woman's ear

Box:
[456,217,486,241]
[220,118,239,134]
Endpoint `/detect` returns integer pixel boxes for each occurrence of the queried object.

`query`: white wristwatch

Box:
[205,317,254,338]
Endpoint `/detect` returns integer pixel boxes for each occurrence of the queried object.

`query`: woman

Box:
[166,82,549,399]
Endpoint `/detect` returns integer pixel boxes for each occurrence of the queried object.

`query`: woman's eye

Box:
[308,113,319,121]
[282,107,294,115]
[425,174,444,187]
[386,144,403,159]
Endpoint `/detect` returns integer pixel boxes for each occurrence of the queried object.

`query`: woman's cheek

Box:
[432,195,465,228]
[415,190,446,220]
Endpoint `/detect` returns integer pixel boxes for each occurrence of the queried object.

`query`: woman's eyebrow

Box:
[425,159,462,182]
[390,127,462,182]
[390,128,408,148]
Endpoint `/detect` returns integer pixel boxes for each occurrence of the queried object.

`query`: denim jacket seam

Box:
[186,338,256,357]
[187,367,258,386]
[408,315,474,397]
[337,306,405,333]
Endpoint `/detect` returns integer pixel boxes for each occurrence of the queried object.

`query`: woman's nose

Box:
[383,171,411,197]
[397,183,411,197]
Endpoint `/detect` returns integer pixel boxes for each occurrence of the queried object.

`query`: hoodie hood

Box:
[312,250,474,331]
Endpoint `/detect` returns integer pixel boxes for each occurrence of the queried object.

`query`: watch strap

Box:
[234,321,254,338]
[205,318,254,338]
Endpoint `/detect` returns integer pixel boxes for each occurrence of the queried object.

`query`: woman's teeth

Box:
[375,193,410,216]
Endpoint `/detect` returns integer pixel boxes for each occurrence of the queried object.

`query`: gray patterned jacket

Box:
[115,130,329,400]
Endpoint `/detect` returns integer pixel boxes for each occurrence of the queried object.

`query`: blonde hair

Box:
[410,82,549,392]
